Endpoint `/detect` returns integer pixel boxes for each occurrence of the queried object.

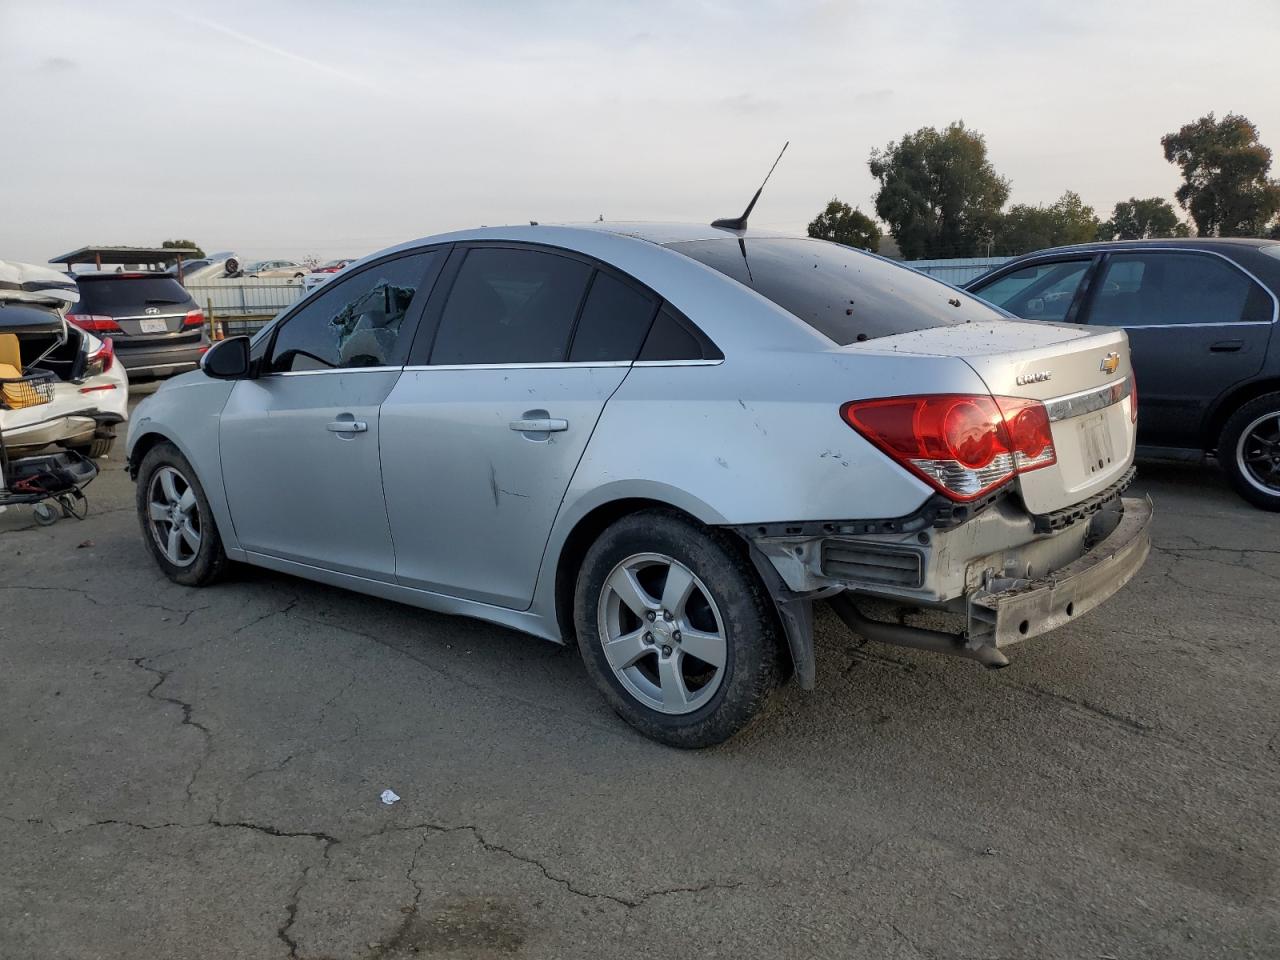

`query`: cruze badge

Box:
[1099,352,1120,375]
[1015,370,1052,386]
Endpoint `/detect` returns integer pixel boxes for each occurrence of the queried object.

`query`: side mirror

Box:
[200,336,251,380]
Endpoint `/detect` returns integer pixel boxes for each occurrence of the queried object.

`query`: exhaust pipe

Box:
[828,595,1009,669]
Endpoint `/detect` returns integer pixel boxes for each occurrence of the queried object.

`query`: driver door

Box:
[219,250,442,579]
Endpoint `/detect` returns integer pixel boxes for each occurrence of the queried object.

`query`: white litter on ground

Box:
[380,789,400,805]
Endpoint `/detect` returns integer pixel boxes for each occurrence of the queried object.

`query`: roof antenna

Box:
[711,140,789,231]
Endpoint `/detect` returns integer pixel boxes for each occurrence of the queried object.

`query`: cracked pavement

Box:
[1,444,1278,959]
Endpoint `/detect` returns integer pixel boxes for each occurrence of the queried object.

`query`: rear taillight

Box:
[841,394,1057,501]
[67,314,122,333]
[1129,373,1138,423]
[183,308,205,328]
[85,336,115,376]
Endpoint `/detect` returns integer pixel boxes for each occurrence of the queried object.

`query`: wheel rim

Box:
[1236,411,1280,495]
[146,466,201,567]
[597,552,728,716]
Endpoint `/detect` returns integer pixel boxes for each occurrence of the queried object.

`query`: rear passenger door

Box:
[1078,250,1275,448]
[379,244,659,609]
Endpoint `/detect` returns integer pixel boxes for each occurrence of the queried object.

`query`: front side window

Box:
[971,260,1092,321]
[669,237,1005,344]
[430,247,592,364]
[1086,252,1272,326]
[267,252,433,372]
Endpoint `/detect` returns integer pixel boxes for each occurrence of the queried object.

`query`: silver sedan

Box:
[127,223,1150,746]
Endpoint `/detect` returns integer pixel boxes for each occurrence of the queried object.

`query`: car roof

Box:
[343,222,833,353]
[1010,237,1279,258]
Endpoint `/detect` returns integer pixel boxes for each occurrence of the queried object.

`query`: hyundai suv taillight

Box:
[183,308,205,328]
[67,314,122,333]
[841,394,1057,501]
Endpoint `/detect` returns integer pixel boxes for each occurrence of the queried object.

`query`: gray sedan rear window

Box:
[668,238,1006,344]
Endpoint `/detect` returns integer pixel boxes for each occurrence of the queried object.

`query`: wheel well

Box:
[552,498,725,645]
[1204,379,1280,452]
[126,431,170,478]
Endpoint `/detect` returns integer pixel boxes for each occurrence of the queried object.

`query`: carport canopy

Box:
[49,245,202,271]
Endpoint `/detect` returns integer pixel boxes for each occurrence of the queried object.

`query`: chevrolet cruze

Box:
[127,223,1151,746]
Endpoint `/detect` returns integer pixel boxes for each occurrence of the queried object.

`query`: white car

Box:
[1,302,129,459]
[244,260,307,280]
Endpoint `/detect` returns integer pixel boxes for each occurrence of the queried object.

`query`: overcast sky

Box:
[2,0,1278,263]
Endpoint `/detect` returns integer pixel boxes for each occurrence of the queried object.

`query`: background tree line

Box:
[807,113,1280,259]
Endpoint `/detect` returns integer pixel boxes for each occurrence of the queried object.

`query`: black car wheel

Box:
[1220,392,1280,511]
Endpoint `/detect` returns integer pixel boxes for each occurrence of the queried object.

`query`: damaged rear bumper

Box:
[968,496,1151,647]
[741,494,1152,685]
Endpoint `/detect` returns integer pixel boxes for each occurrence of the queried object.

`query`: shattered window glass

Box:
[268,252,433,372]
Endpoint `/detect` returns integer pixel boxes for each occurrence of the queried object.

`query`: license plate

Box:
[1079,413,1114,475]
[139,317,168,334]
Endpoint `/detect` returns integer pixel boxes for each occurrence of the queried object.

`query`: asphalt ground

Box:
[2,401,1277,959]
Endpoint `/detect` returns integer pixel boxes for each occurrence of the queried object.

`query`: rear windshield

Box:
[667,237,1007,344]
[76,275,194,313]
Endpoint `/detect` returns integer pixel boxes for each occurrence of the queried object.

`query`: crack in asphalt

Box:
[276,864,310,960]
[128,657,213,805]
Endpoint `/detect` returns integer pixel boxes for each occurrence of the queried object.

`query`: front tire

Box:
[574,510,783,748]
[135,442,228,585]
[1220,393,1280,511]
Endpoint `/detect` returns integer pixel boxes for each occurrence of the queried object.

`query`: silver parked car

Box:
[126,223,1151,747]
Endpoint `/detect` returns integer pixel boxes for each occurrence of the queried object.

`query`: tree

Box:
[806,198,881,252]
[1161,113,1280,237]
[868,122,1009,259]
[1097,197,1188,240]
[161,238,205,258]
[992,191,1101,256]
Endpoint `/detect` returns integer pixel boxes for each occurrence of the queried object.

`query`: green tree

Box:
[161,238,205,258]
[806,198,881,252]
[1098,197,1188,240]
[868,122,1009,259]
[1161,113,1280,236]
[993,191,1101,256]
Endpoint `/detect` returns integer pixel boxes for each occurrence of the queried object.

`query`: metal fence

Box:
[187,279,305,317]
[905,257,1013,286]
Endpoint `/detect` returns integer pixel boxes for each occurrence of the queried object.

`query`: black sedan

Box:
[966,238,1280,510]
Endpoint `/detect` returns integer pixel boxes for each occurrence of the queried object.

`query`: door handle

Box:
[1209,340,1243,352]
[509,417,568,433]
[327,419,368,433]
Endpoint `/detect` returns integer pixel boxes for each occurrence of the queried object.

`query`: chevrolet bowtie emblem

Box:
[1100,352,1120,375]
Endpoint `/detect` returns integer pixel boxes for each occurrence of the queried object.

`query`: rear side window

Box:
[267,252,433,372]
[971,260,1092,321]
[638,307,723,361]
[430,248,592,364]
[1086,252,1272,326]
[76,276,193,313]
[668,237,1003,344]
[568,272,658,362]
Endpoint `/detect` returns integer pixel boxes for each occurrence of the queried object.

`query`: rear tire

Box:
[1219,392,1280,511]
[135,441,228,586]
[70,436,114,459]
[574,510,783,748]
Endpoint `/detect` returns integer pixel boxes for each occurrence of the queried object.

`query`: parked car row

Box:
[965,238,1280,509]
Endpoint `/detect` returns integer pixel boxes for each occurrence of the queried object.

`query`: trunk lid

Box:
[861,320,1136,513]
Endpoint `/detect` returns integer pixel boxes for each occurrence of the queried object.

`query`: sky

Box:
[1,0,1278,263]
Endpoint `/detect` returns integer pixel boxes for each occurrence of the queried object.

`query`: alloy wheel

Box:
[1236,411,1280,495]
[597,552,728,715]
[147,466,202,567]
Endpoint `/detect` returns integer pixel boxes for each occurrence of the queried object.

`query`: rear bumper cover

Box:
[116,342,205,378]
[968,495,1151,647]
